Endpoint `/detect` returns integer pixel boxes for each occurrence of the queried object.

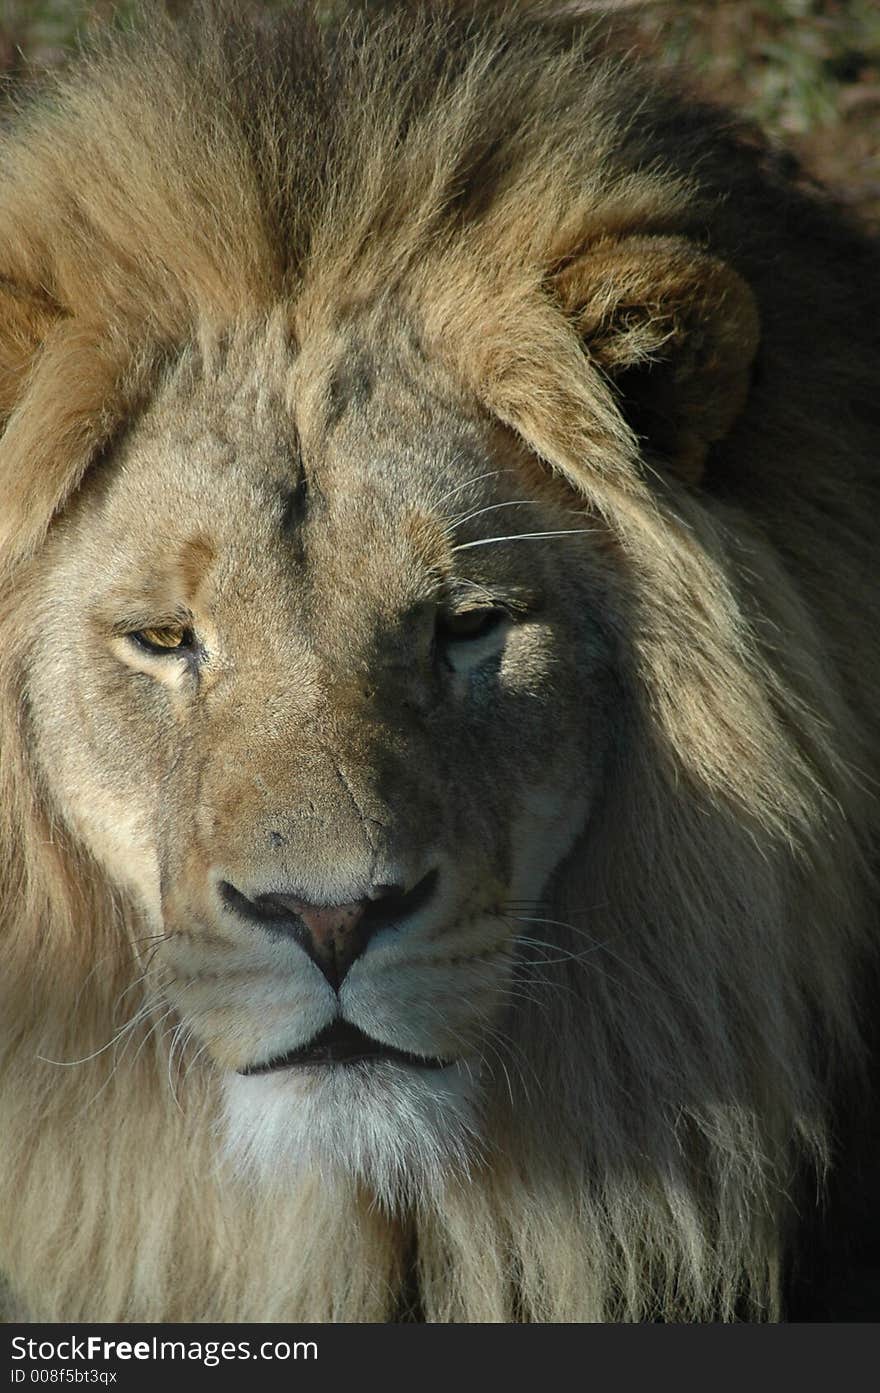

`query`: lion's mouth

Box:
[239,1019,453,1074]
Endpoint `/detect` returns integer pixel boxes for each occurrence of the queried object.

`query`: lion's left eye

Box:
[437,608,507,643]
[128,625,195,655]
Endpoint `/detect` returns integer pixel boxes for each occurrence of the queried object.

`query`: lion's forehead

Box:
[78,325,550,640]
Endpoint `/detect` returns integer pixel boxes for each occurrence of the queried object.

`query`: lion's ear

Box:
[0,278,62,423]
[550,235,760,485]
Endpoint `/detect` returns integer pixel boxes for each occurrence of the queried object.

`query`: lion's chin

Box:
[220,1056,484,1207]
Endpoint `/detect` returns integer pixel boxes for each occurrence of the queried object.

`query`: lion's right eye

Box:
[128,625,195,655]
[437,608,508,644]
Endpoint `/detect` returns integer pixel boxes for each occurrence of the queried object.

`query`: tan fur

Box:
[1,2,878,1322]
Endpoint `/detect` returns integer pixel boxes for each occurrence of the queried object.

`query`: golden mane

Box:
[0,1,878,1321]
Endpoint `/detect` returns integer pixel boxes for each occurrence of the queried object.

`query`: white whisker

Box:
[166,1021,190,1113]
[452,528,597,552]
[36,1001,156,1068]
[512,932,612,965]
[509,913,678,999]
[447,498,536,531]
[432,466,517,507]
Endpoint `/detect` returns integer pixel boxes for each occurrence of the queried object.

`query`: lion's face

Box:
[26,315,616,1190]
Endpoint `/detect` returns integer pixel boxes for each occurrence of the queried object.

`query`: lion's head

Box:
[26,310,622,1194]
[0,2,877,1323]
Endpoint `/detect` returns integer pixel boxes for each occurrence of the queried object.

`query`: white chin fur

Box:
[219,1059,484,1207]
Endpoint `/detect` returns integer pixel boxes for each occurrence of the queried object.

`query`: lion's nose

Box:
[262,895,370,988]
[219,870,438,990]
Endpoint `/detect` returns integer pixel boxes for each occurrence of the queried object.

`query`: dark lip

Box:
[238,1019,453,1075]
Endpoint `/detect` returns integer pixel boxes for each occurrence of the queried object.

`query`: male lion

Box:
[0,1,878,1323]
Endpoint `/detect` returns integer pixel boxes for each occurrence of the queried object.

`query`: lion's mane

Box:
[0,1,878,1321]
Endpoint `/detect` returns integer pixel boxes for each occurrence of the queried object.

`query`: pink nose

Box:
[219,869,439,990]
[278,897,369,988]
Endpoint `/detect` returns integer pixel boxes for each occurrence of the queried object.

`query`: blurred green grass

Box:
[626,0,880,228]
[1,1,877,228]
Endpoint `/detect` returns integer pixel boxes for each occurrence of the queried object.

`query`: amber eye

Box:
[437,608,507,643]
[129,625,195,655]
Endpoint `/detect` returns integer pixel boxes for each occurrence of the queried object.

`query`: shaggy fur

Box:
[1,0,879,1322]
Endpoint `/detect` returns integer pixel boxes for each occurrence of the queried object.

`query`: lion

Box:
[0,0,878,1323]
